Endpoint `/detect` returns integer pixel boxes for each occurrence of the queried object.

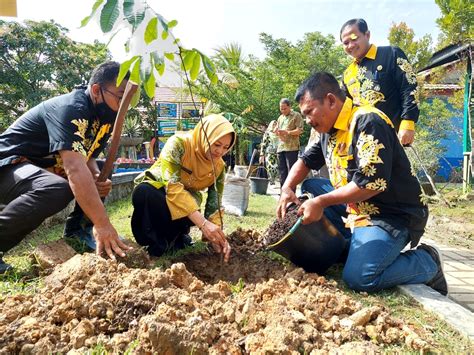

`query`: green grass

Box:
[1,192,473,352]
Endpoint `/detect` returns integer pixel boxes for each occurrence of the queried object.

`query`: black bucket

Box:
[267,214,347,274]
[250,176,269,194]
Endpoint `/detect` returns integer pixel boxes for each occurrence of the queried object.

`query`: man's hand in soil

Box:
[277,186,300,220]
[298,197,324,225]
[201,221,231,263]
[94,176,112,198]
[93,223,131,260]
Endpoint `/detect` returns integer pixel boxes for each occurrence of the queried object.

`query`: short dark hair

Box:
[340,18,369,40]
[89,61,129,86]
[280,98,291,106]
[295,72,346,104]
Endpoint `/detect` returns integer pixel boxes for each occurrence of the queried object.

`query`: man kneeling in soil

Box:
[277,72,448,296]
[0,61,131,272]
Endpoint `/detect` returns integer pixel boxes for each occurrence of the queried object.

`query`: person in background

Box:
[0,61,132,273]
[277,72,447,296]
[131,114,236,262]
[259,120,279,184]
[305,128,329,179]
[275,98,304,188]
[340,18,419,146]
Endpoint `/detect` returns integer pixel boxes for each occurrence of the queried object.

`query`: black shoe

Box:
[64,226,97,251]
[173,234,194,250]
[0,255,13,274]
[418,243,449,296]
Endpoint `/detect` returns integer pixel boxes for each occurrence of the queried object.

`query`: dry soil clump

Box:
[0,229,431,353]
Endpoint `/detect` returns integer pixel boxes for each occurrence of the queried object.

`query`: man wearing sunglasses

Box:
[0,61,132,272]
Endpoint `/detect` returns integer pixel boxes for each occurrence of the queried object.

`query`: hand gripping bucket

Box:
[267,214,347,275]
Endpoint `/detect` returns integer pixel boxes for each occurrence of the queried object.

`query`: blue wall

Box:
[434,99,463,180]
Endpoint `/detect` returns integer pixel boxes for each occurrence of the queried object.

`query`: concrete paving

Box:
[264,184,474,341]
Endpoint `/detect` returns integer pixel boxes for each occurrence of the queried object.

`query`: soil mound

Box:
[0,229,430,353]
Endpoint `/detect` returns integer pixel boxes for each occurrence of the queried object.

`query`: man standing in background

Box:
[275,98,304,188]
[340,18,420,146]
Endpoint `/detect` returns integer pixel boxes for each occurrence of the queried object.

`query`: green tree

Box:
[388,22,433,70]
[435,0,474,47]
[0,20,109,130]
[409,98,454,177]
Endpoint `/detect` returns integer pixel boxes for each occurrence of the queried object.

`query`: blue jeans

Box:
[301,178,438,292]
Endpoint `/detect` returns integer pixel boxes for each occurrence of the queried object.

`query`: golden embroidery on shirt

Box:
[71,119,88,140]
[357,201,380,215]
[362,164,377,177]
[86,124,111,160]
[363,90,385,105]
[366,178,388,191]
[72,141,87,156]
[411,88,420,105]
[397,58,417,85]
[356,131,385,168]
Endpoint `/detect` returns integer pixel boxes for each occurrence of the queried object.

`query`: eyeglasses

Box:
[101,88,123,104]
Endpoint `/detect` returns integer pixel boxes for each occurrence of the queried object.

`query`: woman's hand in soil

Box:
[277,186,300,220]
[298,198,324,224]
[201,221,231,262]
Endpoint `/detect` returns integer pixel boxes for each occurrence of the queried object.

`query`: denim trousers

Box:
[301,177,438,292]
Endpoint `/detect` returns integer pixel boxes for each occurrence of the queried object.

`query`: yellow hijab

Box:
[180,114,236,190]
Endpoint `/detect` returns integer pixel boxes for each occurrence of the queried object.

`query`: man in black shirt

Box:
[277,72,448,296]
[0,61,131,271]
[340,18,419,146]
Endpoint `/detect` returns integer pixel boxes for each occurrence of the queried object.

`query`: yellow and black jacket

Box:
[343,45,420,132]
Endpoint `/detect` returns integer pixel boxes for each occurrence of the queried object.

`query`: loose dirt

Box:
[0,229,432,354]
[264,203,300,246]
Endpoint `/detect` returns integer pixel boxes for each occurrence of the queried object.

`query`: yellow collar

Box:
[354,44,377,63]
[333,98,354,131]
[365,44,377,60]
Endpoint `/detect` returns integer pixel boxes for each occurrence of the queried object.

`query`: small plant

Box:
[123,116,142,137]
[229,277,245,294]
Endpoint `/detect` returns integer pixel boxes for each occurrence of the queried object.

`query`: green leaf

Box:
[130,86,141,107]
[80,0,105,28]
[130,57,141,84]
[168,20,178,29]
[144,17,158,44]
[150,51,162,65]
[164,52,175,61]
[144,70,156,98]
[190,52,201,81]
[201,52,218,84]
[117,55,139,86]
[100,0,120,33]
[155,62,165,76]
[157,16,169,40]
[182,50,196,71]
[123,0,145,32]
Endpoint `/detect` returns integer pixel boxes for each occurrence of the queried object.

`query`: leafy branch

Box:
[81,0,218,102]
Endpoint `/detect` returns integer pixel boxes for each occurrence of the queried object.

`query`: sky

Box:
[5,0,442,61]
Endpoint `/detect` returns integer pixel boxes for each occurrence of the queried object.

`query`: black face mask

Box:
[95,88,118,124]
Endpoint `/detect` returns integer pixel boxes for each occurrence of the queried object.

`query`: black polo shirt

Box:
[0,89,114,177]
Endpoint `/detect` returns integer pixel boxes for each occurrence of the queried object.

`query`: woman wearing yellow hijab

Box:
[132,114,235,261]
